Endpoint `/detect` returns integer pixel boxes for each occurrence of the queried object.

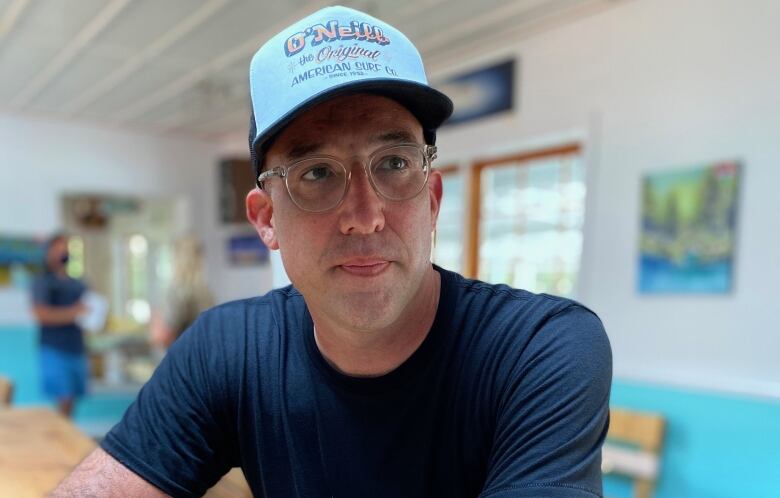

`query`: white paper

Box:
[77,291,109,333]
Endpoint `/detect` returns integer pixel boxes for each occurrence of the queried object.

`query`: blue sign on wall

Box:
[227,233,269,265]
[436,59,515,127]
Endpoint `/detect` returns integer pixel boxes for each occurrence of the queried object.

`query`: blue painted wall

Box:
[0,326,136,437]
[0,325,42,404]
[607,380,780,498]
[3,325,779,496]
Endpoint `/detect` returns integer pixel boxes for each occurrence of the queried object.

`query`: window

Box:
[125,234,151,323]
[432,165,465,272]
[66,236,85,279]
[468,144,585,297]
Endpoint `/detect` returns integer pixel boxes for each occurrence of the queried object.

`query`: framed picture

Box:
[0,236,45,288]
[219,158,254,224]
[227,233,269,265]
[638,161,740,293]
[435,59,515,127]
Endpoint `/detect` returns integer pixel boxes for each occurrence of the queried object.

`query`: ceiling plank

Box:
[396,0,450,20]
[423,0,624,74]
[172,105,248,135]
[63,0,232,116]
[415,0,555,54]
[9,0,133,109]
[111,0,336,124]
[0,0,30,44]
[197,0,617,138]
[115,0,458,130]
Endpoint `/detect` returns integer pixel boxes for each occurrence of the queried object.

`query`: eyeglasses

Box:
[257,143,437,213]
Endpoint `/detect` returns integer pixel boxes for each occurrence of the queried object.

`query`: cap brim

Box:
[252,79,453,162]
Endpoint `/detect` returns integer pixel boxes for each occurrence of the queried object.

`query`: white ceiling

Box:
[0,0,621,140]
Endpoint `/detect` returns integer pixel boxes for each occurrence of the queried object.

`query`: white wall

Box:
[213,133,285,294]
[0,112,273,324]
[430,0,780,398]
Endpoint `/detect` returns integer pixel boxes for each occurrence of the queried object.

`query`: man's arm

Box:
[32,303,85,326]
[479,304,612,497]
[50,447,169,498]
[88,310,239,496]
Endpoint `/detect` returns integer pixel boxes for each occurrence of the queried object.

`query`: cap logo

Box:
[284,19,391,57]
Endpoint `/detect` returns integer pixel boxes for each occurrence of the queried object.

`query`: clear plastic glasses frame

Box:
[257,143,437,213]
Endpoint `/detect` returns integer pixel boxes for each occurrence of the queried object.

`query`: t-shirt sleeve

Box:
[479,304,612,498]
[100,312,239,498]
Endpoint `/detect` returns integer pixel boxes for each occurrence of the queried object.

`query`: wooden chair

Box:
[602,407,666,498]
[0,376,13,407]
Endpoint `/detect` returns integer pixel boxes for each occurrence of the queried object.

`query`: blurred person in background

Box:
[31,233,88,418]
[150,235,213,352]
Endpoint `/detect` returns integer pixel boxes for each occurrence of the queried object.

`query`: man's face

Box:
[253,93,442,332]
[47,237,68,271]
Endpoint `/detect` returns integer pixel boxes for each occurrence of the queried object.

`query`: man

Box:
[31,233,87,418]
[53,6,611,497]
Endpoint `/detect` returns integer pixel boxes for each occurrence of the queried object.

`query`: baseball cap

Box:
[248,5,453,176]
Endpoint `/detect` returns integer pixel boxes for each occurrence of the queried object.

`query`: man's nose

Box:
[337,161,386,235]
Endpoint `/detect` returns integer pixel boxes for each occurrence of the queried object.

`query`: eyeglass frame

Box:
[255,142,438,213]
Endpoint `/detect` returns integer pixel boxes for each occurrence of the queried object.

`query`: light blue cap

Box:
[248,5,453,174]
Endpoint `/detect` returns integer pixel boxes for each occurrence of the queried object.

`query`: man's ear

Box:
[246,188,279,250]
[427,169,443,231]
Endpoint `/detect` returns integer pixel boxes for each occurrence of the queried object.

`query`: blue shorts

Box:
[40,346,87,400]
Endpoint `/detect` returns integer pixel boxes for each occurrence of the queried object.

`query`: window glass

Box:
[432,170,464,272]
[478,154,585,297]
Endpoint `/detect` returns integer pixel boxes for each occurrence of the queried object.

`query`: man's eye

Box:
[300,165,334,181]
[377,155,410,171]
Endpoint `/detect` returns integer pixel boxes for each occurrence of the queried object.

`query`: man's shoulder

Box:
[31,271,55,288]
[439,266,591,322]
[213,284,302,309]
[169,285,308,367]
[192,285,305,335]
[438,267,607,366]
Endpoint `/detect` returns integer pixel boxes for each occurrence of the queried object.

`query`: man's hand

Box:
[49,447,169,497]
[32,301,87,326]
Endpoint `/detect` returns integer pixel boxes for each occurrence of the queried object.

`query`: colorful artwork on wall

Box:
[0,237,45,288]
[638,161,740,293]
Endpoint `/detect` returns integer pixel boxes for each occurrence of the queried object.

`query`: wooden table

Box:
[0,407,252,498]
[0,407,95,498]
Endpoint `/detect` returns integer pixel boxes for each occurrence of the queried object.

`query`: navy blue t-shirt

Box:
[31,271,87,354]
[102,267,611,498]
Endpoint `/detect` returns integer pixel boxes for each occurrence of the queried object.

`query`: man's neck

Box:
[311,267,441,378]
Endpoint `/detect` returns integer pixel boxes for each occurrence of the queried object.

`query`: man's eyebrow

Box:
[284,130,418,161]
[373,130,418,144]
[286,142,324,161]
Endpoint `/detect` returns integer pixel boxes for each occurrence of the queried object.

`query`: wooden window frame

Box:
[465,143,582,279]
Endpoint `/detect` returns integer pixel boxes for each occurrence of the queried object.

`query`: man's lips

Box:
[337,259,391,276]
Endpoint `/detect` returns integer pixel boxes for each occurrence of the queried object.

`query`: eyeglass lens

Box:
[285,145,429,212]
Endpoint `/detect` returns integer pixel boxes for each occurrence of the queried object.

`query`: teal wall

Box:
[0,325,42,404]
[606,379,780,498]
[3,325,779,495]
[0,326,135,437]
